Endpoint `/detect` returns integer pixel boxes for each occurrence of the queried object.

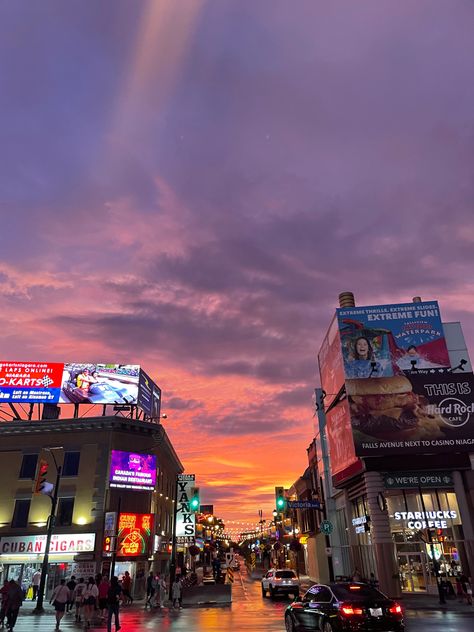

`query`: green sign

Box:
[383,471,453,489]
[320,520,333,535]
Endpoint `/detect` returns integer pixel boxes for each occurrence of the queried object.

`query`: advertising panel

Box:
[0,362,64,403]
[117,513,154,557]
[60,363,140,405]
[176,474,196,544]
[318,316,345,408]
[325,399,359,476]
[137,369,162,418]
[0,533,96,555]
[346,371,474,456]
[109,450,157,491]
[337,301,450,379]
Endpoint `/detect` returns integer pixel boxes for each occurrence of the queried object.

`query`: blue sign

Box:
[138,369,161,418]
[287,500,322,510]
[337,301,450,379]
[320,520,333,535]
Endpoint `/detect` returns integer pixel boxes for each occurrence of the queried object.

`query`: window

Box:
[11,499,31,528]
[57,498,74,527]
[19,454,38,479]
[62,452,80,477]
[307,585,332,602]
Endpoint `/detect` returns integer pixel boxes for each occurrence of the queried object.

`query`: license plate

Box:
[370,607,383,617]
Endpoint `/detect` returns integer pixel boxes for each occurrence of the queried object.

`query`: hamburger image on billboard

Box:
[346,372,474,455]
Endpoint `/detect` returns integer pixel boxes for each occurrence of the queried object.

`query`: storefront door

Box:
[397,552,427,592]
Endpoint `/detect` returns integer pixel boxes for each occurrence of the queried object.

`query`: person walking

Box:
[5,580,23,632]
[98,576,110,620]
[106,576,122,632]
[460,574,473,605]
[50,579,70,630]
[0,580,9,627]
[121,572,133,606]
[31,570,41,601]
[65,576,76,613]
[156,574,167,608]
[82,577,98,628]
[145,572,155,609]
[172,576,182,609]
[73,578,86,623]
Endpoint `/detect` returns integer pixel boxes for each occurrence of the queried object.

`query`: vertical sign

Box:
[175,474,195,544]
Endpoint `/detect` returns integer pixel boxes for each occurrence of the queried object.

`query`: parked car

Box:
[284,582,405,632]
[262,569,300,599]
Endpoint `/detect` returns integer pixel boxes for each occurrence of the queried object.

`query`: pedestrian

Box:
[456,574,464,602]
[352,567,362,582]
[73,578,86,623]
[460,574,473,605]
[50,579,70,630]
[66,575,76,613]
[172,576,182,609]
[121,571,133,606]
[31,570,41,601]
[106,576,122,632]
[82,577,99,628]
[156,574,167,608]
[98,576,110,619]
[0,580,9,626]
[5,580,23,632]
[145,572,155,609]
[369,572,379,588]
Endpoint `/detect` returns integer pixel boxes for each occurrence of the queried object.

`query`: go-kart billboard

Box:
[0,362,161,416]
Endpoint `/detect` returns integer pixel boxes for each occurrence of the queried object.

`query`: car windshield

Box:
[276,571,296,579]
[332,585,386,601]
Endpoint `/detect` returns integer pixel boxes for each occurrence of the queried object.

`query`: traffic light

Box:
[190,487,200,511]
[34,459,53,496]
[276,495,286,511]
[103,536,112,554]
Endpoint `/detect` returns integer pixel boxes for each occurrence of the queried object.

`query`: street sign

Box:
[287,500,322,510]
[383,471,453,489]
[320,520,333,535]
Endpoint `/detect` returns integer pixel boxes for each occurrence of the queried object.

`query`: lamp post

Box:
[33,447,63,613]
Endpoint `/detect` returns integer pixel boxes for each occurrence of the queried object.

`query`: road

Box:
[11,567,474,631]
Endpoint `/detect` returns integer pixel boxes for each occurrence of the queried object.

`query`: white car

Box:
[261,569,300,599]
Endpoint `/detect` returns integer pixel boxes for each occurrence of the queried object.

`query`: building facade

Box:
[0,415,183,598]
[315,294,474,597]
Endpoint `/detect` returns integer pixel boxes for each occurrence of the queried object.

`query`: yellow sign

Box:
[299,535,309,545]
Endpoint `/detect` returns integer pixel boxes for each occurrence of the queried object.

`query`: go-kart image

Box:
[60,366,137,404]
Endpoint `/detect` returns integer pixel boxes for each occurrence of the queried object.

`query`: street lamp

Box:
[33,447,63,613]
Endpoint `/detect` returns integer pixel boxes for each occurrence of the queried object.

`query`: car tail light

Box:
[341,604,364,616]
[389,603,402,614]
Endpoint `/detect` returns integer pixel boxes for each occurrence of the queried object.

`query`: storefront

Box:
[0,533,96,598]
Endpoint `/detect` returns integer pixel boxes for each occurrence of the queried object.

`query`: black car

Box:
[284,582,405,632]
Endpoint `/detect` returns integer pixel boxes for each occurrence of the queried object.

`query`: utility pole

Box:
[34,448,63,613]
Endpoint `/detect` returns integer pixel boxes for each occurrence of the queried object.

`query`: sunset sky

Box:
[1,1,474,530]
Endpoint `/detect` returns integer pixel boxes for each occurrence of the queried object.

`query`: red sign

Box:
[318,316,345,408]
[325,399,359,476]
[117,513,153,557]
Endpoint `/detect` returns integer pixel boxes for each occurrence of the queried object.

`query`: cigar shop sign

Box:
[0,533,96,555]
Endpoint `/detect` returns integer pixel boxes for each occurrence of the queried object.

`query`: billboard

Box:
[176,474,196,544]
[109,450,157,491]
[60,363,139,405]
[137,369,162,418]
[325,399,359,476]
[117,513,154,557]
[0,362,64,403]
[318,316,345,408]
[346,371,474,455]
[337,301,450,379]
[0,362,163,414]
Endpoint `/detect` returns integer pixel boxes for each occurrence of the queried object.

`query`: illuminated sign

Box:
[175,474,196,544]
[109,450,157,491]
[117,513,154,557]
[0,362,161,418]
[0,533,96,555]
[393,510,458,530]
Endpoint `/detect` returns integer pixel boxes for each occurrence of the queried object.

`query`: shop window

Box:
[57,498,74,527]
[11,499,31,528]
[19,454,38,479]
[62,452,80,477]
